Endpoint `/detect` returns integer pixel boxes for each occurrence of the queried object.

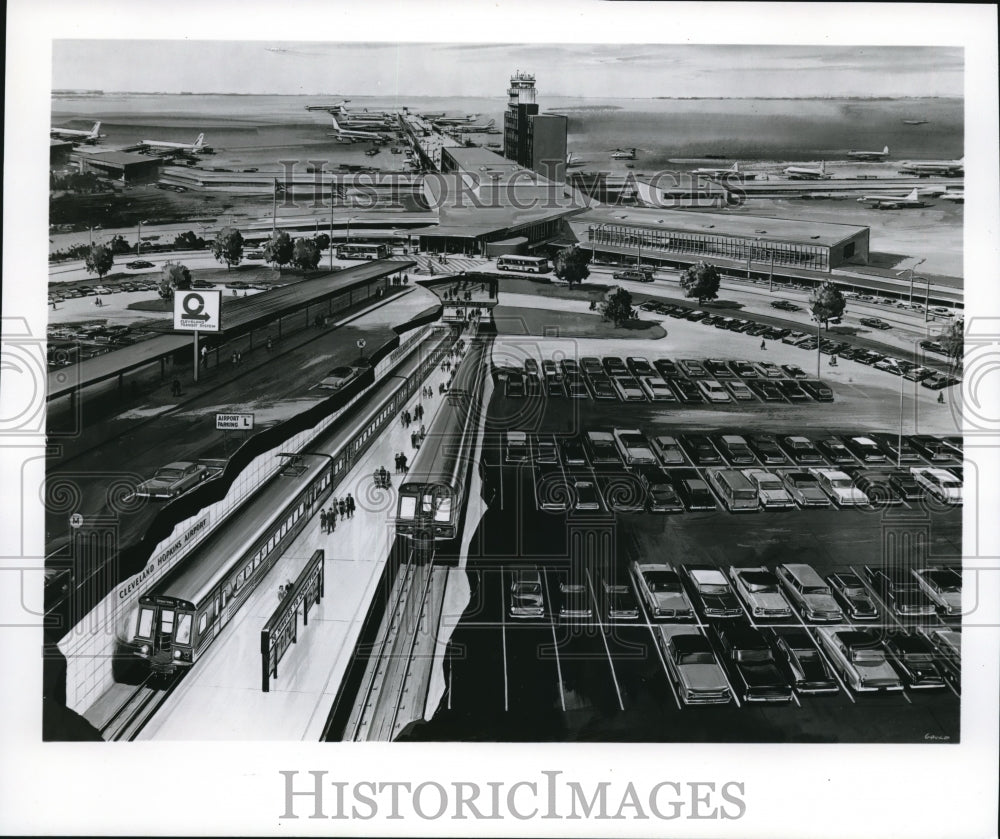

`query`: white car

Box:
[505,431,529,464]
[612,428,657,465]
[775,563,844,622]
[809,468,869,507]
[632,561,695,620]
[816,628,903,693]
[650,435,686,466]
[728,566,793,619]
[911,467,962,504]
[742,469,796,509]
[754,361,784,379]
[696,379,731,403]
[639,376,677,402]
[913,567,962,616]
[509,570,544,618]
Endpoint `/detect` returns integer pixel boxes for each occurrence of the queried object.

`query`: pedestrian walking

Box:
[338,499,347,519]
[937,392,945,404]
[394,453,402,474]
[278,584,286,600]
[200,346,207,367]
[347,494,355,518]
[399,453,408,473]
[760,340,766,351]
[419,423,426,440]
[231,352,238,367]
[411,430,418,449]
[266,337,273,352]
[171,378,181,397]
[236,351,243,365]
[320,509,328,533]
[329,506,337,532]
[286,578,293,595]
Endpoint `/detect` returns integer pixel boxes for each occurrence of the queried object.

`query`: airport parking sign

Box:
[174,290,222,332]
[216,413,254,430]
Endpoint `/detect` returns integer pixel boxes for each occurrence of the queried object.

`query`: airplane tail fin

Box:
[194,133,204,148]
[729,162,739,172]
[883,145,889,155]
[486,118,496,128]
[905,188,918,200]
[91,121,101,137]
[331,115,341,131]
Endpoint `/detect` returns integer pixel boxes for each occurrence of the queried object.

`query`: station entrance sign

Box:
[173,290,222,332]
[216,413,254,431]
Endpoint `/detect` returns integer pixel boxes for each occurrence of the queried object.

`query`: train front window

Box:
[160,609,175,637]
[434,498,452,522]
[398,494,417,519]
[175,613,193,645]
[136,608,154,639]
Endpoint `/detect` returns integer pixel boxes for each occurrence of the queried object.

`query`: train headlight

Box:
[173,650,182,660]
[140,645,150,655]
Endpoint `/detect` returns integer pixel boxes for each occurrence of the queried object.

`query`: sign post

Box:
[215,413,255,431]
[356,337,367,364]
[174,290,222,384]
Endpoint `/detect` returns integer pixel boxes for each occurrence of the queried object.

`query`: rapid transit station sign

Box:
[173,289,222,332]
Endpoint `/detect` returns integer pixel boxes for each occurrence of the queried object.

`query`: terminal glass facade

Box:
[587,224,831,272]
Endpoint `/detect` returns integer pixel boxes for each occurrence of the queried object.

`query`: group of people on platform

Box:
[320,495,355,533]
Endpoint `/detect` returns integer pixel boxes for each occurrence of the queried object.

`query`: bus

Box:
[336,242,391,260]
[496,254,551,273]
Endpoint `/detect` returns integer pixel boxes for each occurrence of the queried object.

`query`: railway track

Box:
[98,677,178,741]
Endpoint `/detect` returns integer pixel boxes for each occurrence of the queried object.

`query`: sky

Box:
[51,42,963,99]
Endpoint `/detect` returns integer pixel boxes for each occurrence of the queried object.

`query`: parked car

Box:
[715,434,755,465]
[611,376,646,402]
[888,471,925,501]
[705,359,736,379]
[826,572,879,621]
[601,580,639,621]
[602,356,628,377]
[667,377,703,404]
[697,379,732,403]
[844,435,887,464]
[632,562,695,619]
[908,435,955,463]
[676,477,717,511]
[558,582,593,619]
[747,379,785,402]
[613,268,654,282]
[911,467,962,504]
[533,435,559,465]
[770,300,801,312]
[680,434,722,466]
[626,356,656,378]
[724,380,756,401]
[912,567,962,617]
[682,565,743,619]
[728,360,758,378]
[864,566,937,618]
[777,379,810,402]
[742,469,796,509]
[860,317,892,330]
[559,436,588,467]
[754,361,784,379]
[782,435,823,465]
[658,627,732,706]
[769,629,839,694]
[134,461,210,499]
[653,358,678,379]
[883,634,947,689]
[509,570,545,618]
[639,376,677,402]
[810,468,869,507]
[729,566,793,619]
[747,434,786,465]
[586,375,618,401]
[781,364,807,379]
[775,563,844,621]
[710,622,793,703]
[850,471,903,506]
[650,434,686,467]
[816,628,904,692]
[869,433,922,464]
[678,359,709,378]
[595,471,646,513]
[815,437,855,464]
[781,472,832,507]
[634,465,684,513]
[579,357,601,377]
[583,431,619,466]
[799,379,834,402]
[612,428,657,465]
[504,373,526,398]
[125,260,155,269]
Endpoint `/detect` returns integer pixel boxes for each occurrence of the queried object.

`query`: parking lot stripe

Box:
[500,568,509,713]
[584,569,625,712]
[644,623,683,711]
[541,570,567,713]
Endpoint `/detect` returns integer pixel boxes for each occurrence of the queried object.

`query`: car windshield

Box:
[621,435,645,447]
[645,571,681,592]
[517,583,542,595]
[759,480,783,490]
[802,585,829,595]
[852,649,886,664]
[831,479,852,489]
[699,584,729,595]
[679,651,714,665]
[741,572,777,590]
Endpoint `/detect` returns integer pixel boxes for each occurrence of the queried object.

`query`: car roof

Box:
[162,461,193,470]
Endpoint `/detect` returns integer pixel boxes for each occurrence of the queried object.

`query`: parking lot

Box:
[403,331,963,743]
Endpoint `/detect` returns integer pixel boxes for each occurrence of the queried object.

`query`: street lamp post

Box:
[136,219,150,256]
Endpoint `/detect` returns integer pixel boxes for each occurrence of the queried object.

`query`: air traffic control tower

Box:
[503,71,567,183]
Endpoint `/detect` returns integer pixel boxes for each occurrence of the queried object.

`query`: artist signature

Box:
[924,733,951,741]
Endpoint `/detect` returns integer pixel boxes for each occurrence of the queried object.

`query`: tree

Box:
[679,260,721,306]
[84,244,114,280]
[314,233,331,252]
[600,286,634,328]
[264,231,294,274]
[108,234,132,255]
[292,237,321,271]
[554,245,590,287]
[211,227,244,271]
[809,281,846,331]
[158,261,192,299]
[940,318,964,367]
[174,230,206,250]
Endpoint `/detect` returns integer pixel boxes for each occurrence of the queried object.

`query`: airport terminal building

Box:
[566,207,870,273]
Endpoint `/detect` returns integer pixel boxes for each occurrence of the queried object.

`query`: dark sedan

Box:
[710,623,793,703]
[680,434,723,466]
[827,572,879,621]
[769,629,839,694]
